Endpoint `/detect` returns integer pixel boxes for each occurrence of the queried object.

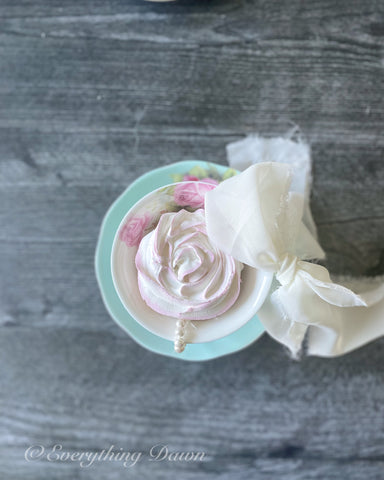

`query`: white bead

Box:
[174,341,185,353]
[174,319,189,353]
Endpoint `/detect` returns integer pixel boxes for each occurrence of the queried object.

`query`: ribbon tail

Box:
[298,262,368,307]
[305,272,384,356]
[307,290,384,356]
[268,262,384,357]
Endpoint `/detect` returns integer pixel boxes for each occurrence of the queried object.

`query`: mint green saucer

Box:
[95,161,266,361]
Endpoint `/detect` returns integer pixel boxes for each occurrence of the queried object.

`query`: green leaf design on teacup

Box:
[188,165,208,178]
[170,173,184,182]
[222,168,237,180]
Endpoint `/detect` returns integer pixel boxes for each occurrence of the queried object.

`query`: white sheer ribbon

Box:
[205,136,384,357]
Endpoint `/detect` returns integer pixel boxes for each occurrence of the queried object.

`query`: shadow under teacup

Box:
[111,182,273,344]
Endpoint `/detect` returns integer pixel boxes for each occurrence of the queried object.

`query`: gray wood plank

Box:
[1,327,384,479]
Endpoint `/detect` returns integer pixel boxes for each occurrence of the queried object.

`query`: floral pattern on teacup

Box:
[119,213,152,247]
[173,181,216,209]
[170,164,236,184]
[119,164,237,248]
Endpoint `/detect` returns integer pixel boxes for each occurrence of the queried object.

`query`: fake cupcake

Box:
[136,208,243,352]
[112,181,271,354]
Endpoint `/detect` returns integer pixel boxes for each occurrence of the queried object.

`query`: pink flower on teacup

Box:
[119,213,151,247]
[173,181,216,209]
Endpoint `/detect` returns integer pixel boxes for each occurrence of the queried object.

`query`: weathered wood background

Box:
[1,0,384,479]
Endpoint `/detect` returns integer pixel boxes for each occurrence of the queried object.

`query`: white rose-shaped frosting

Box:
[135,209,243,320]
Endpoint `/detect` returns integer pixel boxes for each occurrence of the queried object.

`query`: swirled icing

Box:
[135,209,243,320]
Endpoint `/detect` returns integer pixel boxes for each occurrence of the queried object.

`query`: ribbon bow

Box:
[205,162,384,357]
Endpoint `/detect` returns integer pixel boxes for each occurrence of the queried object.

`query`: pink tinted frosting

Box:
[135,209,243,320]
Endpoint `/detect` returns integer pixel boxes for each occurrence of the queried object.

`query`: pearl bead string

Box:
[174,319,189,353]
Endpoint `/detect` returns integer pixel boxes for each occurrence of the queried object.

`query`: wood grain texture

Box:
[1,0,384,479]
